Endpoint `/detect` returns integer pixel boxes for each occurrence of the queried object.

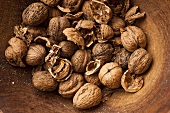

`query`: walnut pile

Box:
[5,0,152,110]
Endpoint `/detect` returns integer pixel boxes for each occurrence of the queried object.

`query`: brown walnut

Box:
[81,1,94,21]
[121,26,147,52]
[128,48,152,74]
[32,71,58,91]
[73,83,102,109]
[58,73,85,98]
[71,50,92,73]
[40,0,60,7]
[92,43,113,63]
[5,37,27,67]
[98,62,123,89]
[84,72,101,86]
[48,17,70,42]
[75,20,95,30]
[22,2,48,26]
[26,44,46,66]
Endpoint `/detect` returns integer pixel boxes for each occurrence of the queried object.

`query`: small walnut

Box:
[63,28,85,49]
[71,50,92,73]
[73,83,102,109]
[40,0,60,7]
[90,0,112,24]
[110,16,125,35]
[84,72,101,86]
[58,73,85,98]
[32,71,58,91]
[114,48,131,69]
[22,2,48,26]
[81,1,94,21]
[26,44,46,66]
[75,20,95,30]
[121,70,144,92]
[48,17,70,42]
[128,48,152,74]
[121,26,147,52]
[59,41,78,58]
[5,37,27,67]
[98,24,114,43]
[98,62,123,89]
[57,0,83,13]
[92,43,113,63]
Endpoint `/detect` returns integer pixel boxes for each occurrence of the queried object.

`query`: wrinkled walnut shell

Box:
[75,20,95,30]
[58,73,85,98]
[73,83,102,109]
[99,62,123,89]
[81,1,94,21]
[32,71,58,91]
[121,70,144,92]
[128,48,152,74]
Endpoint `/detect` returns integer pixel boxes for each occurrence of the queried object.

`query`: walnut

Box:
[98,62,123,89]
[48,58,73,82]
[125,6,146,25]
[48,17,70,42]
[59,41,78,58]
[75,20,95,30]
[22,2,48,26]
[114,48,131,69]
[40,0,60,7]
[71,50,92,73]
[32,71,58,91]
[5,37,27,67]
[128,48,152,74]
[90,0,112,24]
[121,70,144,92]
[84,72,101,86]
[121,26,147,52]
[57,0,83,13]
[98,24,114,43]
[58,73,85,98]
[63,28,85,49]
[81,1,94,21]
[65,12,83,20]
[92,43,113,63]
[26,44,46,66]
[110,16,125,36]
[73,83,102,109]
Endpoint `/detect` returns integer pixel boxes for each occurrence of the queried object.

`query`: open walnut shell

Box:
[121,70,144,93]
[48,58,73,82]
[90,0,112,24]
[85,59,103,76]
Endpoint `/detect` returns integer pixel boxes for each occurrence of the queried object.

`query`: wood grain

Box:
[0,0,170,113]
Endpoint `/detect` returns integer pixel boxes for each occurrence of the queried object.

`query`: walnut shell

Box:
[92,43,113,63]
[81,1,94,21]
[32,71,58,91]
[121,70,144,92]
[22,2,48,26]
[71,50,92,73]
[40,0,60,7]
[128,48,152,74]
[84,72,101,86]
[59,41,78,58]
[73,83,102,109]
[110,16,125,35]
[58,73,85,98]
[75,20,95,30]
[48,17,70,42]
[26,44,46,66]
[121,26,147,52]
[5,37,27,67]
[99,62,123,89]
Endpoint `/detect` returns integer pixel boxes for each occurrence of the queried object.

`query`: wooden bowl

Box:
[0,0,170,112]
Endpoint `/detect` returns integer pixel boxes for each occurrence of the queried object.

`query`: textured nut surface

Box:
[40,0,60,7]
[84,72,101,86]
[22,2,48,26]
[121,70,144,92]
[81,1,94,21]
[26,44,46,66]
[73,83,102,109]
[58,73,85,98]
[75,20,95,30]
[32,71,58,91]
[71,50,91,73]
[48,17,70,42]
[128,48,152,74]
[121,26,147,52]
[99,62,123,89]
